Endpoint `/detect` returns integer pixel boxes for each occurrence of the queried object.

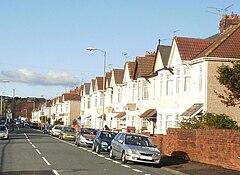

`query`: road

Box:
[0,125,177,175]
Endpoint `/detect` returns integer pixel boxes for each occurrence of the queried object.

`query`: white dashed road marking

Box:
[53,170,60,175]
[121,164,130,168]
[112,160,121,164]
[36,149,42,155]
[42,157,51,165]
[132,169,143,173]
[104,157,112,161]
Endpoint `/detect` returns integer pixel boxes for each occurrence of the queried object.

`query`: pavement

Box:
[160,155,240,175]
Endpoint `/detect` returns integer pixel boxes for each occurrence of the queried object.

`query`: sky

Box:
[0,0,239,99]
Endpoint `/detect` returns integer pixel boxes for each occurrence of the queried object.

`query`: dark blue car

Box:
[92,130,117,154]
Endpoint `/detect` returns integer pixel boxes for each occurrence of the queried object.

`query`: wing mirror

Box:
[118,139,124,144]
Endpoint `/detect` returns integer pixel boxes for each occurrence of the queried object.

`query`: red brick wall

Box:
[143,129,240,171]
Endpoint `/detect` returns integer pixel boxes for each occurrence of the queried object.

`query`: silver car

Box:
[51,125,62,137]
[110,132,161,166]
[0,125,9,139]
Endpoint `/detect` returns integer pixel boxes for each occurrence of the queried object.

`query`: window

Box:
[137,81,141,100]
[166,74,173,96]
[131,116,137,126]
[110,90,113,104]
[87,97,91,108]
[118,88,122,103]
[166,115,173,129]
[66,104,68,112]
[142,80,149,100]
[176,68,180,93]
[132,83,137,101]
[184,67,191,92]
[142,118,148,128]
[159,73,163,96]
[199,66,202,92]
[95,95,97,107]
[100,93,103,106]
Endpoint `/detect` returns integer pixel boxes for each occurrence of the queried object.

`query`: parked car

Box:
[92,130,117,153]
[31,122,39,129]
[59,126,76,141]
[0,125,9,139]
[109,132,161,166]
[75,128,98,147]
[51,125,63,137]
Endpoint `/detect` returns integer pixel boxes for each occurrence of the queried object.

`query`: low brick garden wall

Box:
[142,128,240,171]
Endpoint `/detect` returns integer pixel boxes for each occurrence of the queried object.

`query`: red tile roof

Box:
[114,112,126,119]
[197,23,240,59]
[175,37,214,61]
[140,109,156,118]
[96,77,104,90]
[63,93,80,101]
[105,71,112,87]
[125,61,136,80]
[134,52,155,78]
[113,69,124,84]
[91,79,96,92]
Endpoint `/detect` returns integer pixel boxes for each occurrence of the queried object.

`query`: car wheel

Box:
[92,144,96,151]
[153,162,161,168]
[121,151,128,164]
[109,149,115,159]
[96,145,100,154]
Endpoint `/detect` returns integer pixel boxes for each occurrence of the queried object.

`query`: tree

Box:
[215,61,240,107]
[179,113,239,130]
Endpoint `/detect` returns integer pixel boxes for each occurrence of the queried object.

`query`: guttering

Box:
[191,57,240,64]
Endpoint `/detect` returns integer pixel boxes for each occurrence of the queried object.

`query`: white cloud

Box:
[0,69,79,86]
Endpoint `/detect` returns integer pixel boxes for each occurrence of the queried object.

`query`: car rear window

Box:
[101,131,117,139]
[82,128,97,135]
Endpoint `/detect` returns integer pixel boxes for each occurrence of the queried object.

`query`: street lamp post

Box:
[86,47,106,129]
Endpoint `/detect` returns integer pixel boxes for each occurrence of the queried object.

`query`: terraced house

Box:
[79,14,240,134]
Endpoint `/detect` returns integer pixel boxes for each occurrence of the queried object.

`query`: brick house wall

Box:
[143,128,240,171]
[206,61,240,124]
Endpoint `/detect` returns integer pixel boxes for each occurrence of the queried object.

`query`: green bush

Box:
[179,113,239,130]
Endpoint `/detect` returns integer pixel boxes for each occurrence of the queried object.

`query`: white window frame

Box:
[118,88,122,103]
[100,93,103,106]
[198,65,203,92]
[184,67,191,92]
[132,83,137,101]
[159,73,163,97]
[176,68,180,94]
[166,73,173,96]
[142,80,149,100]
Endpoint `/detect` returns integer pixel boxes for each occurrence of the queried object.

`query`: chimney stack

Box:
[220,13,240,33]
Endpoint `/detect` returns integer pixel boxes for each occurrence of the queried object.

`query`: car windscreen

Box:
[125,134,155,147]
[63,127,75,132]
[101,131,117,139]
[55,126,62,130]
[82,128,97,135]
